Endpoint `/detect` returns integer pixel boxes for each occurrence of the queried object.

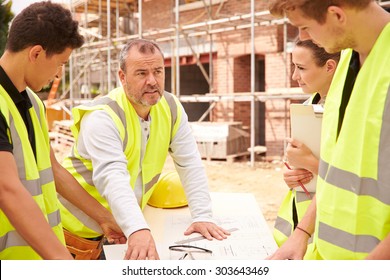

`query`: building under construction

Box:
[48,0,390,162]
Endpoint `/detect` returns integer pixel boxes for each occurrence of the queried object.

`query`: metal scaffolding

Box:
[58,0,390,166]
[57,0,292,166]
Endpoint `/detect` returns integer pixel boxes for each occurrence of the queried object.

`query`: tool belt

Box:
[63,229,104,260]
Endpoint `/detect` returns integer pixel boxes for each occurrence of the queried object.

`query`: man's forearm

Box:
[50,147,112,226]
[1,183,72,259]
[0,152,72,259]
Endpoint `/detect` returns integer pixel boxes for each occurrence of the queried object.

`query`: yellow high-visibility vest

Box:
[60,88,182,238]
[315,23,390,259]
[273,93,318,259]
[0,87,63,260]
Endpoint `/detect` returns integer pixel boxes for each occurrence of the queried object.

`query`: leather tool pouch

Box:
[63,229,103,260]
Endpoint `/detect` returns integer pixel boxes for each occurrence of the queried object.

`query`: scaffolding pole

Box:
[175,0,180,97]
[107,0,111,92]
[250,0,255,167]
[138,0,142,37]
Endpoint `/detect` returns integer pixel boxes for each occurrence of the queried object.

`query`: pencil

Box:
[283,161,311,199]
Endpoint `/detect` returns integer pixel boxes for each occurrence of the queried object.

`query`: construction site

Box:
[46,0,390,166]
[2,0,390,265]
[41,0,389,227]
[46,0,298,165]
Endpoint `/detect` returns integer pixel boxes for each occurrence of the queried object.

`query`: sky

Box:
[11,0,66,15]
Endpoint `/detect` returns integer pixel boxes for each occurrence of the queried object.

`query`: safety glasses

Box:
[169,245,212,260]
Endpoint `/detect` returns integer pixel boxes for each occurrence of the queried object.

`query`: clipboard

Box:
[289,104,323,193]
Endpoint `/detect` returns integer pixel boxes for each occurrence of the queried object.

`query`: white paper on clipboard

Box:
[290,104,323,193]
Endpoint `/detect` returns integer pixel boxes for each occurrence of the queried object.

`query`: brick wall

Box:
[141,0,297,157]
[264,99,289,158]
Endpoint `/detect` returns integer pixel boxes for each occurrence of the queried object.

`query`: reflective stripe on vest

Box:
[316,23,390,259]
[273,190,314,246]
[60,88,181,238]
[0,87,63,259]
[0,210,61,248]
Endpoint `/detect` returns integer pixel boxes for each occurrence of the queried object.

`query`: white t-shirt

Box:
[76,103,213,237]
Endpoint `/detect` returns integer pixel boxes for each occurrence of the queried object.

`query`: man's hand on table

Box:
[124,229,160,260]
[184,222,231,241]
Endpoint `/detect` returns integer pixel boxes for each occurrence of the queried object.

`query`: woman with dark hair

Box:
[273,39,340,259]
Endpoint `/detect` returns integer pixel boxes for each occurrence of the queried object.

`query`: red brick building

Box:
[141,0,302,157]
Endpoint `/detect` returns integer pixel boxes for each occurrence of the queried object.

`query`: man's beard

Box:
[126,85,162,107]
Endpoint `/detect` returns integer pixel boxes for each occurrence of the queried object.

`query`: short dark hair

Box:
[6,1,84,56]
[269,0,373,23]
[119,38,164,72]
[295,39,340,67]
